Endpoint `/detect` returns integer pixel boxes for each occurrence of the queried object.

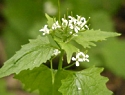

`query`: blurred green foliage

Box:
[0,79,15,95]
[2,0,125,82]
[3,0,46,58]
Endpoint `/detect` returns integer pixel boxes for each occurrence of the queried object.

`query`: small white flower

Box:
[52,49,60,56]
[72,52,89,66]
[69,24,80,33]
[76,15,87,28]
[83,54,89,62]
[62,18,68,26]
[52,21,61,30]
[72,57,79,66]
[68,15,85,33]
[68,16,77,24]
[76,15,86,23]
[39,25,50,35]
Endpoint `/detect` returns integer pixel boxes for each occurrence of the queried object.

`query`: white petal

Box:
[62,18,68,26]
[52,21,61,30]
[85,59,89,62]
[76,61,80,66]
[78,58,84,62]
[74,28,78,33]
[69,24,73,29]
[42,33,45,35]
[85,25,89,29]
[81,17,86,21]
[72,57,76,61]
[85,54,89,58]
[68,16,72,19]
[76,52,85,58]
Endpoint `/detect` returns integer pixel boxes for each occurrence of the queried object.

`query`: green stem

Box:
[58,50,64,70]
[50,59,54,84]
[63,62,76,69]
[58,0,61,23]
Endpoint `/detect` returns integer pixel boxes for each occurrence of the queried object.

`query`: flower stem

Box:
[58,0,61,24]
[63,62,76,69]
[50,59,54,84]
[58,50,64,70]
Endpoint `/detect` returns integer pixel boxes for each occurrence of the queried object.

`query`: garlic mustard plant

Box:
[0,1,120,95]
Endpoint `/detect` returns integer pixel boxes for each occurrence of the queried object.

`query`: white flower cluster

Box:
[67,15,89,33]
[72,52,89,67]
[39,15,89,36]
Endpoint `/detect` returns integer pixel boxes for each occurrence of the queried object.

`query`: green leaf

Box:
[0,36,54,78]
[73,29,120,48]
[47,35,60,49]
[59,66,112,95]
[15,64,52,93]
[15,65,70,95]
[45,13,55,28]
[59,42,78,63]
[52,70,71,95]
